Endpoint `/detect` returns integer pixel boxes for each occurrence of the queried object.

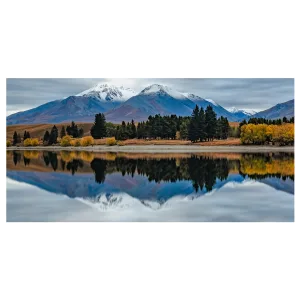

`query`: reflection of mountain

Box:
[6,151,294,211]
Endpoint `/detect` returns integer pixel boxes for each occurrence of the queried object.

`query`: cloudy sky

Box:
[6,78,294,116]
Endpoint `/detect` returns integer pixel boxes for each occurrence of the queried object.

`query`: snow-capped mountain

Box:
[105,84,198,122]
[6,81,293,125]
[183,93,237,121]
[6,83,137,125]
[140,84,188,100]
[228,107,257,116]
[105,84,243,122]
[226,107,258,121]
[76,83,137,102]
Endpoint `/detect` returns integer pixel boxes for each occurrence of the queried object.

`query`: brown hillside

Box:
[7,123,93,140]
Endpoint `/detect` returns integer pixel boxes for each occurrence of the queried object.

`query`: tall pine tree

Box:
[205,105,217,141]
[188,105,200,142]
[130,120,137,138]
[13,131,18,145]
[43,130,50,142]
[198,107,206,141]
[90,113,107,139]
[48,125,58,145]
[60,126,66,138]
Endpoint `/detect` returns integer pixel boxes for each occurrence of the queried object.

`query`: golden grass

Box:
[6,123,94,141]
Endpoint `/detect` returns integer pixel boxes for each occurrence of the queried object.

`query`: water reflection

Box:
[6,150,294,221]
[7,150,294,193]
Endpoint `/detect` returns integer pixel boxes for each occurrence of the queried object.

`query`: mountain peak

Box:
[228,107,257,116]
[139,84,187,100]
[76,83,137,102]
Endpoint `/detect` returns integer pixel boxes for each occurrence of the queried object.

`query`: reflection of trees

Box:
[61,159,66,171]
[188,156,229,192]
[239,153,294,181]
[89,156,230,192]
[43,153,50,166]
[66,159,84,176]
[23,156,30,166]
[13,151,22,166]
[42,152,58,171]
[15,150,293,192]
[49,152,58,171]
[90,159,107,183]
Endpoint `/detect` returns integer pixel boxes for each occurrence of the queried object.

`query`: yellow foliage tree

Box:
[106,137,117,146]
[60,135,72,147]
[241,123,294,145]
[80,136,94,146]
[24,138,39,147]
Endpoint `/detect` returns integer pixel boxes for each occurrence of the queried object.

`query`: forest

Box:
[7,105,294,147]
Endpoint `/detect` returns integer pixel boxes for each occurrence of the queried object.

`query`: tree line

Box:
[89,106,230,142]
[239,116,294,127]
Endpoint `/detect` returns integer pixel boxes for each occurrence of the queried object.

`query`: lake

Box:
[6,150,294,222]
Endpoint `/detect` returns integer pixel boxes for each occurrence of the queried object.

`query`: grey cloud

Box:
[6,78,294,114]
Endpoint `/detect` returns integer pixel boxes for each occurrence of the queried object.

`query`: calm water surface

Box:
[6,150,294,222]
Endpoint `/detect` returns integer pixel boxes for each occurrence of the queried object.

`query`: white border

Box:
[4,76,296,224]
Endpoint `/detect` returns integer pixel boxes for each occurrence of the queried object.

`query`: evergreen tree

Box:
[205,105,217,141]
[216,118,222,139]
[126,122,132,139]
[17,134,22,143]
[283,117,287,123]
[78,128,84,138]
[179,119,189,140]
[90,113,107,139]
[239,119,247,127]
[198,107,206,141]
[66,121,79,138]
[43,130,50,142]
[115,125,121,140]
[13,131,18,145]
[60,126,66,138]
[137,123,142,139]
[119,121,127,140]
[188,105,200,142]
[48,125,58,145]
[23,131,30,140]
[130,120,137,138]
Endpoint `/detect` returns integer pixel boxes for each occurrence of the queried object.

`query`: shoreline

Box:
[6,145,294,153]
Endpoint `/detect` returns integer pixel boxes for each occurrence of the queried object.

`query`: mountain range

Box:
[6,83,294,125]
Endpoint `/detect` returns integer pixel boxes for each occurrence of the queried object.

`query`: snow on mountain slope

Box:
[76,83,137,102]
[140,84,187,100]
[205,98,219,106]
[228,107,257,116]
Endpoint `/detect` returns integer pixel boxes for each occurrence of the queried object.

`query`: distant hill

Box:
[252,99,294,120]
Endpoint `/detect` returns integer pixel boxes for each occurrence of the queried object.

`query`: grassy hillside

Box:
[6,122,94,140]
